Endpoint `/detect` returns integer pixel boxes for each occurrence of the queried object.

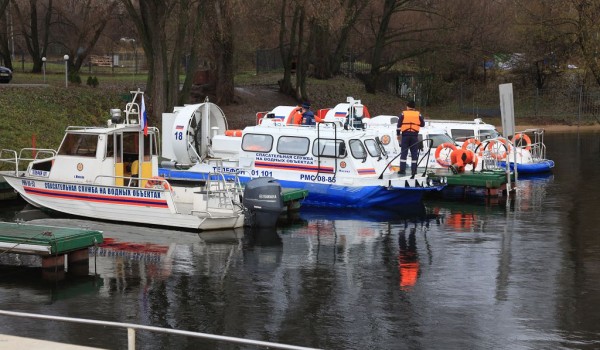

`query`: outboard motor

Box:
[243,177,284,228]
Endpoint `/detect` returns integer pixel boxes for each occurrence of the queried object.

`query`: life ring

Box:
[513,133,532,151]
[484,139,510,160]
[435,142,457,167]
[461,138,482,153]
[145,176,171,190]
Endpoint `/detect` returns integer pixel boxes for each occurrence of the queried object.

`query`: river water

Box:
[0,131,599,350]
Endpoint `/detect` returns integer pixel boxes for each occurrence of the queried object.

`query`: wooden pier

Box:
[0,222,103,280]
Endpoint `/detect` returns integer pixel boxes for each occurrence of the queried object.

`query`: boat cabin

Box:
[27,93,159,188]
[426,118,500,143]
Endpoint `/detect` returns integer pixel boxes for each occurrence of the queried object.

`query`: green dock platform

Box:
[282,188,308,211]
[0,222,103,255]
[429,170,513,200]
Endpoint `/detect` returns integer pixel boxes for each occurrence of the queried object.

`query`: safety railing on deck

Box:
[0,310,320,350]
[0,148,57,175]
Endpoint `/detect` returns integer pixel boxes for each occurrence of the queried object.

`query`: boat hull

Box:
[499,160,555,174]
[160,168,442,208]
[3,175,243,230]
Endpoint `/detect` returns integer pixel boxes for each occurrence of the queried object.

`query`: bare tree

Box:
[205,0,236,104]
[121,0,172,120]
[11,0,53,73]
[53,0,118,75]
[0,0,12,68]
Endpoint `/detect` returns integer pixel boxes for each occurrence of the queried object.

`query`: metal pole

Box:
[42,57,46,83]
[64,55,69,88]
[127,328,135,350]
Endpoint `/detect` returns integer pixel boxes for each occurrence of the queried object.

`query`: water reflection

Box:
[1,132,600,349]
[398,227,419,291]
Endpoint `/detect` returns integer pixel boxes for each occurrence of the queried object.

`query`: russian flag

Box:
[141,95,148,136]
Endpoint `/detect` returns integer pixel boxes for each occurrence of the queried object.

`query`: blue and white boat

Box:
[159,98,443,208]
[427,119,554,174]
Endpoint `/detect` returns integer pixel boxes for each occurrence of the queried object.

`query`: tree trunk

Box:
[278,0,300,97]
[212,0,235,105]
[11,0,52,73]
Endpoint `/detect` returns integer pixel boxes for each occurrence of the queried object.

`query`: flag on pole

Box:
[141,95,148,136]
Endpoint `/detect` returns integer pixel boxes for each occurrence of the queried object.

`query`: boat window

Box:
[242,133,273,152]
[480,129,500,140]
[349,139,367,159]
[450,129,474,142]
[106,134,114,158]
[313,138,346,158]
[428,133,455,148]
[364,139,381,157]
[277,136,309,155]
[58,133,99,157]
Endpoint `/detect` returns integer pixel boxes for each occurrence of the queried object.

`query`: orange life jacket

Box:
[400,110,421,133]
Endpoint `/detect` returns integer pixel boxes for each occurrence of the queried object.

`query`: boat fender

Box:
[145,176,171,191]
[435,142,457,167]
[513,133,532,151]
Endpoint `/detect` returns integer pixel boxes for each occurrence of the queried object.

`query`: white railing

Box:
[0,310,320,350]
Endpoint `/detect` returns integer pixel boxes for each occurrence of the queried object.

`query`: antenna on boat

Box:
[123,88,143,125]
[346,96,364,130]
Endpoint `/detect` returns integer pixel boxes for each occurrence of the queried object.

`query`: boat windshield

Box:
[349,139,367,160]
[480,129,501,140]
[363,139,381,158]
[428,133,456,148]
[58,133,99,157]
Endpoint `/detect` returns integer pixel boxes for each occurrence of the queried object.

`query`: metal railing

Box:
[0,310,320,350]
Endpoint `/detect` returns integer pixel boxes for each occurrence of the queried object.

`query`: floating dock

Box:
[282,188,308,211]
[0,222,103,280]
[429,170,513,200]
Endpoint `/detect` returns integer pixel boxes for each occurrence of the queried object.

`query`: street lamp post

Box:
[120,37,136,87]
[64,54,69,88]
[42,57,46,83]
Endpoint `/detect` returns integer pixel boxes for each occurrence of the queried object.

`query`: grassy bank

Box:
[0,85,126,150]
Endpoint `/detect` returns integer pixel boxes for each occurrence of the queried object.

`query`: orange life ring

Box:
[461,138,482,153]
[484,139,510,160]
[145,176,171,190]
[435,142,457,167]
[513,133,532,151]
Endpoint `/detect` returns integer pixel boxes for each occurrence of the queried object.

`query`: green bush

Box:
[86,76,99,87]
[69,72,82,84]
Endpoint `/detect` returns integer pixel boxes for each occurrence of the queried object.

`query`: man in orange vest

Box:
[397,100,424,175]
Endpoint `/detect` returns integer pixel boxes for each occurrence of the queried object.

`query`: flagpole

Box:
[138,89,145,186]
